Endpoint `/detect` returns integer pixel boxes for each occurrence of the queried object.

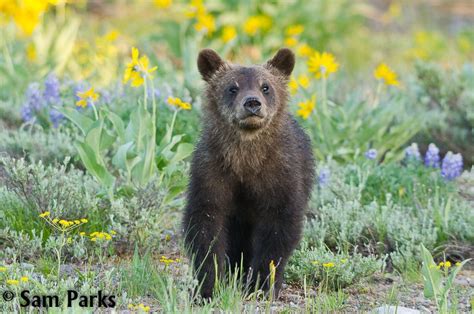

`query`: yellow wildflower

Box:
[103,30,119,42]
[312,261,319,265]
[123,47,157,88]
[0,266,7,272]
[308,52,339,79]
[39,211,50,218]
[297,43,314,58]
[194,13,215,35]
[79,232,86,236]
[154,0,172,9]
[74,220,81,224]
[21,276,28,282]
[373,63,399,86]
[138,303,150,312]
[167,96,192,110]
[185,0,206,19]
[52,218,59,224]
[7,279,19,285]
[160,255,178,266]
[221,25,237,43]
[26,43,36,62]
[296,95,316,120]
[297,74,310,89]
[288,77,298,95]
[322,262,335,268]
[243,15,272,36]
[110,230,117,235]
[76,88,99,108]
[80,219,88,223]
[284,37,298,47]
[456,262,461,266]
[285,24,304,37]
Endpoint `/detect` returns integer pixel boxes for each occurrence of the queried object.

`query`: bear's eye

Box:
[261,84,270,94]
[228,86,239,94]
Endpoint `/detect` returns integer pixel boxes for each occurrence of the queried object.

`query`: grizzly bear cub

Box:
[183,48,314,299]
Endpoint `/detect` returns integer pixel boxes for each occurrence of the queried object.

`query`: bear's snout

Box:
[243,96,262,115]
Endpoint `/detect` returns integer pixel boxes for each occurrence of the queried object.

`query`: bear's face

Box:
[198,48,295,132]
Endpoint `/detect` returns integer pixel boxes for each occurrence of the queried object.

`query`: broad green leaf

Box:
[420,244,442,299]
[75,141,115,192]
[57,107,94,136]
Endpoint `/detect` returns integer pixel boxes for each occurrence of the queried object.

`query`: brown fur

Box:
[183,48,315,300]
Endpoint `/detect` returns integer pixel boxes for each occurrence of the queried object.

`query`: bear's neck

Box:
[204,113,286,180]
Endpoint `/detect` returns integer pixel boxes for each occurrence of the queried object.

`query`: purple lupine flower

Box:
[365,148,377,160]
[441,152,463,180]
[424,143,440,168]
[49,109,64,128]
[20,105,34,122]
[25,83,44,111]
[405,143,421,161]
[318,167,330,187]
[43,73,61,105]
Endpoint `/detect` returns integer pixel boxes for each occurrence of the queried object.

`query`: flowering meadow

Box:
[0,0,473,312]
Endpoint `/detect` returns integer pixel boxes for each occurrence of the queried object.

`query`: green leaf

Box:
[75,141,115,193]
[57,107,94,136]
[420,244,442,300]
[106,110,126,142]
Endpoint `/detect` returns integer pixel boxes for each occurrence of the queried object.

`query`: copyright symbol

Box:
[2,290,14,301]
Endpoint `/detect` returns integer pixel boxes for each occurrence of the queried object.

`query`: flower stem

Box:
[90,102,99,120]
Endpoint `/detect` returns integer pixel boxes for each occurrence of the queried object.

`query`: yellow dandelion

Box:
[91,237,97,242]
[307,52,339,79]
[52,218,59,224]
[76,88,99,108]
[21,276,28,282]
[296,95,316,120]
[79,232,86,236]
[284,37,298,47]
[373,63,399,86]
[0,266,7,272]
[221,25,237,43]
[74,220,81,224]
[286,24,304,37]
[39,211,50,218]
[110,230,117,235]
[80,219,88,223]
[167,96,192,110]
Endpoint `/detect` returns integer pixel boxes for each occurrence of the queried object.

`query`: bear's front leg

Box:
[249,214,303,298]
[183,180,229,299]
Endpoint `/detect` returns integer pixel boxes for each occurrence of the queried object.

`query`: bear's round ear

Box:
[266,48,295,77]
[197,49,225,82]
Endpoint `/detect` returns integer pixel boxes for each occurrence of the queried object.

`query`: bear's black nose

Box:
[243,97,262,115]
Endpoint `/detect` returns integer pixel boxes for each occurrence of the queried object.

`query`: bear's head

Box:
[197,48,295,132]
